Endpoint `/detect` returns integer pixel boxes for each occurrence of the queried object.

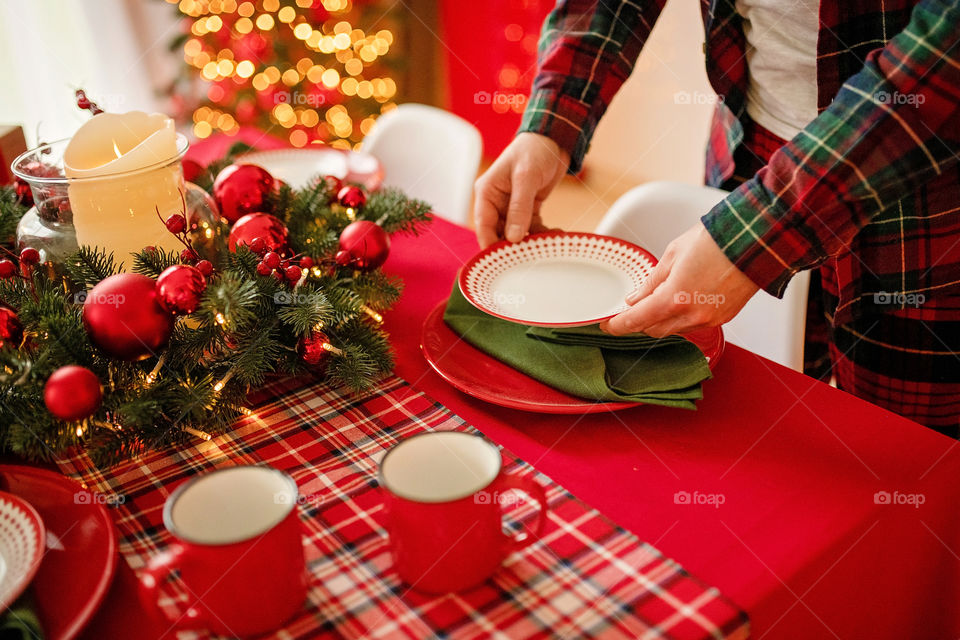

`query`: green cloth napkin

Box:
[443,284,711,409]
[0,592,44,640]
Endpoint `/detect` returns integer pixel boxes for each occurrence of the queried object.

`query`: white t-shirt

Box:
[736,0,820,141]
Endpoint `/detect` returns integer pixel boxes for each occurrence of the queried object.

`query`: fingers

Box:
[474,189,502,249]
[504,165,537,242]
[601,285,678,336]
[625,261,670,305]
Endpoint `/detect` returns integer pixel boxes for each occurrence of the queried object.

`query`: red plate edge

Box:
[421,299,724,414]
[0,465,118,640]
[458,231,661,328]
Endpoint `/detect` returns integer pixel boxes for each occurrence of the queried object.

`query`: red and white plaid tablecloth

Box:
[56,375,748,639]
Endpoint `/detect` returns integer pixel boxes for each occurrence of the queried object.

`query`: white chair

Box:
[362,104,482,225]
[595,181,810,371]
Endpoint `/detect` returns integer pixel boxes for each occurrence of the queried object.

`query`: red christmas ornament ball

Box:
[213,164,275,224]
[0,260,16,279]
[298,331,331,370]
[338,220,390,271]
[337,186,366,210]
[0,306,23,349]
[181,159,206,184]
[156,265,207,315]
[44,365,102,422]
[82,274,175,361]
[228,213,289,253]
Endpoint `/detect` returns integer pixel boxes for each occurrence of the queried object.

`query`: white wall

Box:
[0,0,179,146]
[585,0,715,186]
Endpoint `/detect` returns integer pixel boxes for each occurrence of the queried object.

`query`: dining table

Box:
[12,132,960,640]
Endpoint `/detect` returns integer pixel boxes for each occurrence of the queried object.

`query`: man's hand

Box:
[600,223,761,337]
[474,132,571,248]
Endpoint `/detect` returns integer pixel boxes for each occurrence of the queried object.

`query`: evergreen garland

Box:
[1,153,431,466]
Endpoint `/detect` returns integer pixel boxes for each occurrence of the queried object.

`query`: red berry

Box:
[196,260,214,277]
[0,260,16,279]
[19,248,40,265]
[165,214,186,234]
[322,175,343,194]
[335,250,352,266]
[272,270,285,282]
[180,248,198,263]
[14,179,32,207]
[256,261,272,276]
[249,237,267,254]
[285,265,302,282]
[299,256,314,269]
[262,252,281,269]
[144,245,157,254]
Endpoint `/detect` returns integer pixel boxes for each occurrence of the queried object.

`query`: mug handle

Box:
[496,473,548,552]
[137,545,210,631]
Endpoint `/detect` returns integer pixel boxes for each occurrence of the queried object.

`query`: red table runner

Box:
[56,376,748,639]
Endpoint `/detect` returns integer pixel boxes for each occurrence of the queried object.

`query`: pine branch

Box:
[275,283,332,336]
[363,188,432,234]
[132,247,181,278]
[352,271,402,310]
[65,247,121,289]
[0,187,27,243]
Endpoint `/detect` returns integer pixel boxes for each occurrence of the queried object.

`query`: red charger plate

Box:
[421,300,724,414]
[0,466,117,640]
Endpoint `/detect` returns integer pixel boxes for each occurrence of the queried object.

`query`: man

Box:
[474,0,960,434]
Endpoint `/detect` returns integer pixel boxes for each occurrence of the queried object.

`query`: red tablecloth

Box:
[380,219,960,639]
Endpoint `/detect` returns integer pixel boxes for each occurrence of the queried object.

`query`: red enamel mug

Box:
[380,431,548,593]
[138,465,307,637]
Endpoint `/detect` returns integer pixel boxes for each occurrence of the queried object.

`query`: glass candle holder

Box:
[11,133,191,269]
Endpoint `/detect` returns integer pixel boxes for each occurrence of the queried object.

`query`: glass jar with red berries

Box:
[10,140,79,272]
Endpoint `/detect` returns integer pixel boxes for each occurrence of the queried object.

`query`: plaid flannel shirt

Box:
[520,0,960,325]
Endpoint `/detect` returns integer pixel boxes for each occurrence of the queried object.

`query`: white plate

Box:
[0,491,45,610]
[459,232,657,327]
[240,148,384,191]
[240,149,348,190]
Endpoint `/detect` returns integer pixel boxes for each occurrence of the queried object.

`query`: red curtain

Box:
[439,0,554,159]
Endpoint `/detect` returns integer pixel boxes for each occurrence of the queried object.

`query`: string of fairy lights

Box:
[169,0,398,149]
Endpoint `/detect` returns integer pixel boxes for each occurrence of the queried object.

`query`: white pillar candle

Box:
[64,112,185,265]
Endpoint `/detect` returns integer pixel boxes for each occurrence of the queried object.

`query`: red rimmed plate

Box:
[421,300,724,414]
[0,466,118,640]
[459,232,658,328]
[0,491,45,610]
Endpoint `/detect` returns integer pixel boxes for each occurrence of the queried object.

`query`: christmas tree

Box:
[167,0,400,149]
